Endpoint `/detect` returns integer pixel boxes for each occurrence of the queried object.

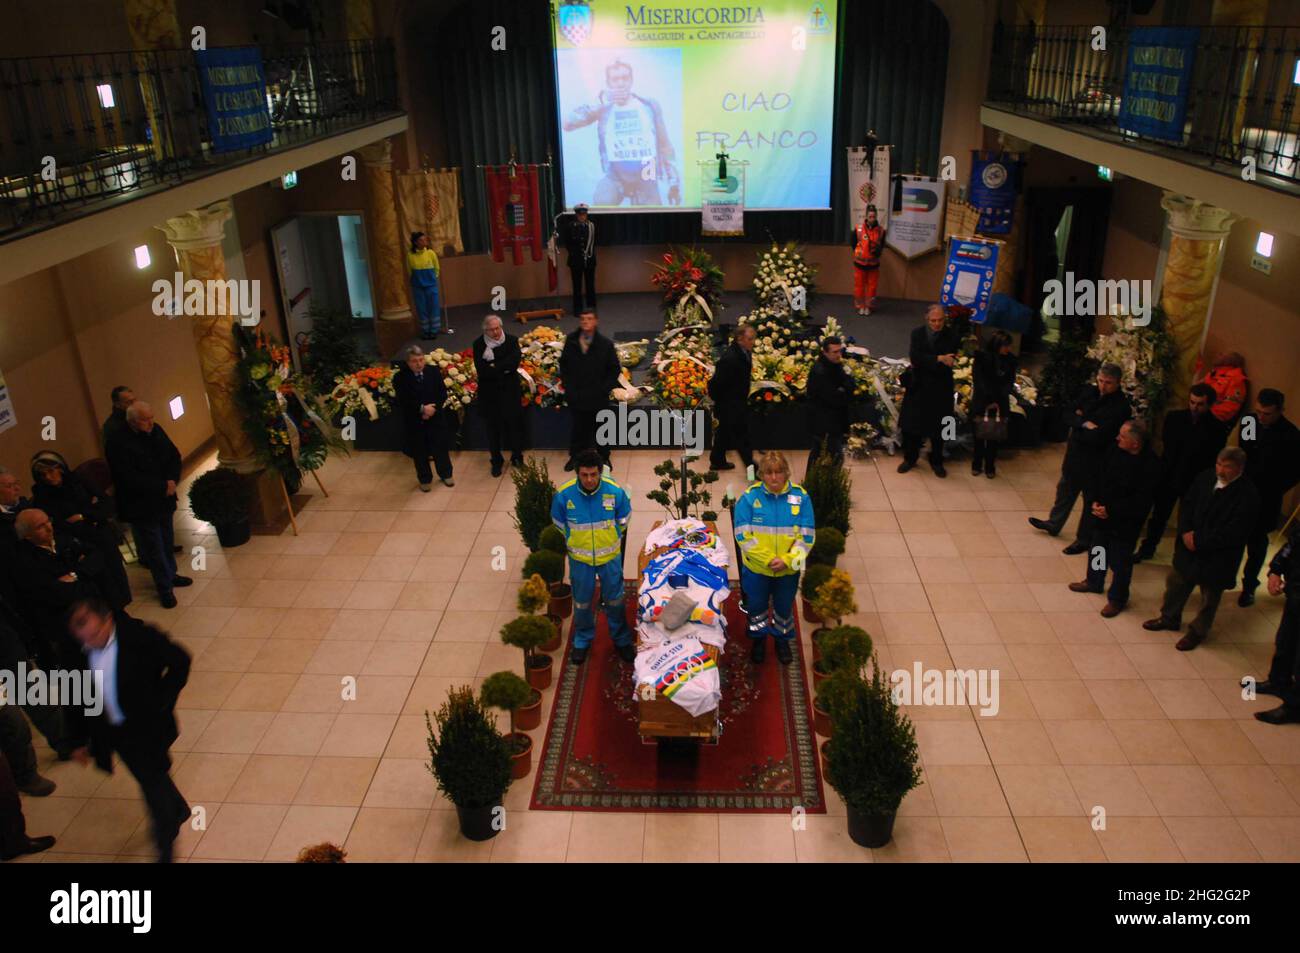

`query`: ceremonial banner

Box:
[700,163,744,236]
[484,165,544,265]
[968,152,1021,235]
[1117,27,1200,143]
[0,370,16,435]
[940,237,1001,325]
[886,175,945,260]
[193,47,273,153]
[846,145,890,229]
[395,168,464,255]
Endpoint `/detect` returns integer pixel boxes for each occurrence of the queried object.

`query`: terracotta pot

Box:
[810,628,833,663]
[514,689,542,731]
[802,597,823,624]
[820,738,832,776]
[812,661,834,687]
[526,653,553,690]
[548,583,573,619]
[812,697,834,738]
[540,615,562,652]
[507,732,533,780]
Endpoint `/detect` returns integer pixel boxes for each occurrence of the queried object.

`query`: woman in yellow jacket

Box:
[732,451,815,665]
[408,231,441,340]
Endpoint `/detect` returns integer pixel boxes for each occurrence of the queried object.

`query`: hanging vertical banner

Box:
[885,175,946,260]
[0,370,15,435]
[846,145,891,230]
[484,164,544,265]
[700,163,744,236]
[193,47,273,153]
[1117,26,1200,143]
[968,152,1021,235]
[396,169,464,255]
[940,237,1001,325]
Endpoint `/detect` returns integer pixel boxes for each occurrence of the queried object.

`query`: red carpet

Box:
[529,586,825,813]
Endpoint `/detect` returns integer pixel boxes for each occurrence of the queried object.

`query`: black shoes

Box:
[897,461,916,474]
[1254,705,1300,725]
[1142,617,1179,632]
[933,465,947,479]
[0,835,56,861]
[750,639,767,663]
[711,461,736,471]
[1062,541,1088,556]
[160,593,178,609]
[1245,678,1288,698]
[1132,544,1157,564]
[985,466,996,479]
[172,575,193,588]
[18,775,56,797]
[615,643,636,664]
[773,640,793,665]
[510,457,525,468]
[1027,517,1058,536]
[491,462,504,477]
[1238,589,1256,608]
[570,645,589,665]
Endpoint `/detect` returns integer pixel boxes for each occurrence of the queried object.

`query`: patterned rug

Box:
[529,587,825,813]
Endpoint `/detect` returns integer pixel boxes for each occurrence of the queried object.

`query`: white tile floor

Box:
[8,443,1300,862]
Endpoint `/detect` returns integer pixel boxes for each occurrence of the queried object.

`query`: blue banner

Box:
[1117,27,1199,142]
[195,47,273,153]
[940,238,1000,325]
[968,153,1021,235]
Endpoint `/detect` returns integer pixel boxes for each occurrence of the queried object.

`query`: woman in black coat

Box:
[971,330,1018,478]
[29,452,132,609]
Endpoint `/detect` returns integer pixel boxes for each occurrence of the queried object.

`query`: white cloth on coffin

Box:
[636,548,729,649]
[633,637,721,717]
[642,518,729,568]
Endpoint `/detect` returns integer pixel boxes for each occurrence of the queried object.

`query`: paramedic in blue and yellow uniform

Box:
[551,449,634,666]
[733,451,815,666]
[407,231,441,340]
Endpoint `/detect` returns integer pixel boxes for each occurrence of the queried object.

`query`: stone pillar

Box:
[1158,192,1237,411]
[359,139,418,359]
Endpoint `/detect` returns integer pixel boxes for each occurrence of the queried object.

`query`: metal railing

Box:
[0,39,400,240]
[986,23,1300,188]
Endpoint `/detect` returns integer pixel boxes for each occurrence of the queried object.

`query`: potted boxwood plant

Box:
[808,527,845,568]
[425,686,512,841]
[825,656,922,849]
[518,573,561,652]
[812,624,872,686]
[800,563,833,624]
[810,569,858,661]
[536,525,572,617]
[812,666,858,738]
[479,671,536,780]
[188,466,255,547]
[501,614,557,690]
[510,456,555,551]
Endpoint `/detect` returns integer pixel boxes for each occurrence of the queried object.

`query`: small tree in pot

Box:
[425,686,512,841]
[800,563,833,624]
[810,569,858,660]
[511,456,555,551]
[188,466,255,547]
[536,526,572,617]
[808,527,845,568]
[825,655,922,849]
[480,671,536,780]
[812,624,872,685]
[501,614,557,691]
[813,667,859,738]
[518,573,561,653]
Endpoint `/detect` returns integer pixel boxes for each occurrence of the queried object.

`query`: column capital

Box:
[358,139,394,169]
[1160,192,1238,240]
[157,200,232,251]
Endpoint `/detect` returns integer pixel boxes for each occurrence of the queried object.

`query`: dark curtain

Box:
[1023,186,1114,341]
[427,0,948,253]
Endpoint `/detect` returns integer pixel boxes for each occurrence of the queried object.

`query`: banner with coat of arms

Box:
[395,168,464,256]
[484,164,544,265]
[846,145,890,230]
[557,0,593,45]
[885,174,945,260]
[968,151,1022,235]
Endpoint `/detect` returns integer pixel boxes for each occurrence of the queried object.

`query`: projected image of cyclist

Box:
[562,59,681,207]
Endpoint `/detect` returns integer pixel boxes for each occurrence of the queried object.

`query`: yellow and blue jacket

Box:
[733,479,815,577]
[551,475,631,567]
[407,248,440,286]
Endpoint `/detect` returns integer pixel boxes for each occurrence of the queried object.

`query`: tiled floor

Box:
[9,444,1300,863]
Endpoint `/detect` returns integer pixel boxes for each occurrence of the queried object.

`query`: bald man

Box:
[106,402,190,608]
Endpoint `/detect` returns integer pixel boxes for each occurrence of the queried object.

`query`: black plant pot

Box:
[846,807,896,849]
[214,519,251,548]
[456,800,503,841]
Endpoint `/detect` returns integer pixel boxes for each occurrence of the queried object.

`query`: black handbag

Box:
[973,405,1008,442]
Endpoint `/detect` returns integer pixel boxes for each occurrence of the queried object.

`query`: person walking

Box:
[805,336,852,475]
[708,324,755,473]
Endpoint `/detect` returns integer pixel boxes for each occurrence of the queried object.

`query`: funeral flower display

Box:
[650,246,725,320]
[425,348,478,412]
[327,365,396,422]
[1084,311,1178,424]
[752,241,817,313]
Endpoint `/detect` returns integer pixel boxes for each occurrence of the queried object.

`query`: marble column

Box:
[157,201,258,471]
[359,139,418,358]
[1158,192,1237,411]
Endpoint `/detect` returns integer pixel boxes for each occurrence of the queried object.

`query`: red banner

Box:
[484,164,544,265]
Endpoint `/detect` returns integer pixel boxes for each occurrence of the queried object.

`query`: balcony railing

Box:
[0,39,400,241]
[986,23,1300,189]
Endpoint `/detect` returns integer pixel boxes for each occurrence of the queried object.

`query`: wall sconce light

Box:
[134,245,151,269]
[97,84,115,108]
[169,395,185,420]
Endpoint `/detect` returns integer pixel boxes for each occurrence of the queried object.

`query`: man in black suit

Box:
[1237,389,1300,606]
[1030,363,1132,554]
[101,385,135,450]
[805,336,854,475]
[105,401,191,608]
[66,597,191,863]
[472,315,525,478]
[1134,383,1228,562]
[708,324,756,473]
[393,345,455,491]
[560,311,621,471]
[12,509,102,671]
[898,304,960,478]
[1248,526,1300,725]
[1143,448,1259,651]
[1069,420,1159,617]
[563,204,597,316]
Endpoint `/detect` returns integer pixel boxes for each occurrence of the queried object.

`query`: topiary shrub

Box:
[803,448,852,536]
[425,685,512,810]
[517,573,550,615]
[808,527,845,566]
[816,625,873,676]
[188,466,254,526]
[811,569,857,627]
[522,549,565,587]
[537,524,567,555]
[801,562,833,601]
[511,456,555,551]
[500,614,557,677]
[479,670,534,743]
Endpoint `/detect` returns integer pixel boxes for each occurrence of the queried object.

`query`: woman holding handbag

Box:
[971,330,1017,478]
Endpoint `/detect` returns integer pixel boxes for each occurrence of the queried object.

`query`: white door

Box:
[270,217,314,373]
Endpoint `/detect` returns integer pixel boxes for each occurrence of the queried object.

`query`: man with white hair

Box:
[472,314,525,477]
[106,401,190,608]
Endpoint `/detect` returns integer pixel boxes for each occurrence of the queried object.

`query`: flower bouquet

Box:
[327,365,396,421]
[615,339,650,369]
[752,241,816,313]
[651,357,711,409]
[518,332,566,409]
[1084,311,1177,424]
[424,348,478,412]
[650,246,725,320]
